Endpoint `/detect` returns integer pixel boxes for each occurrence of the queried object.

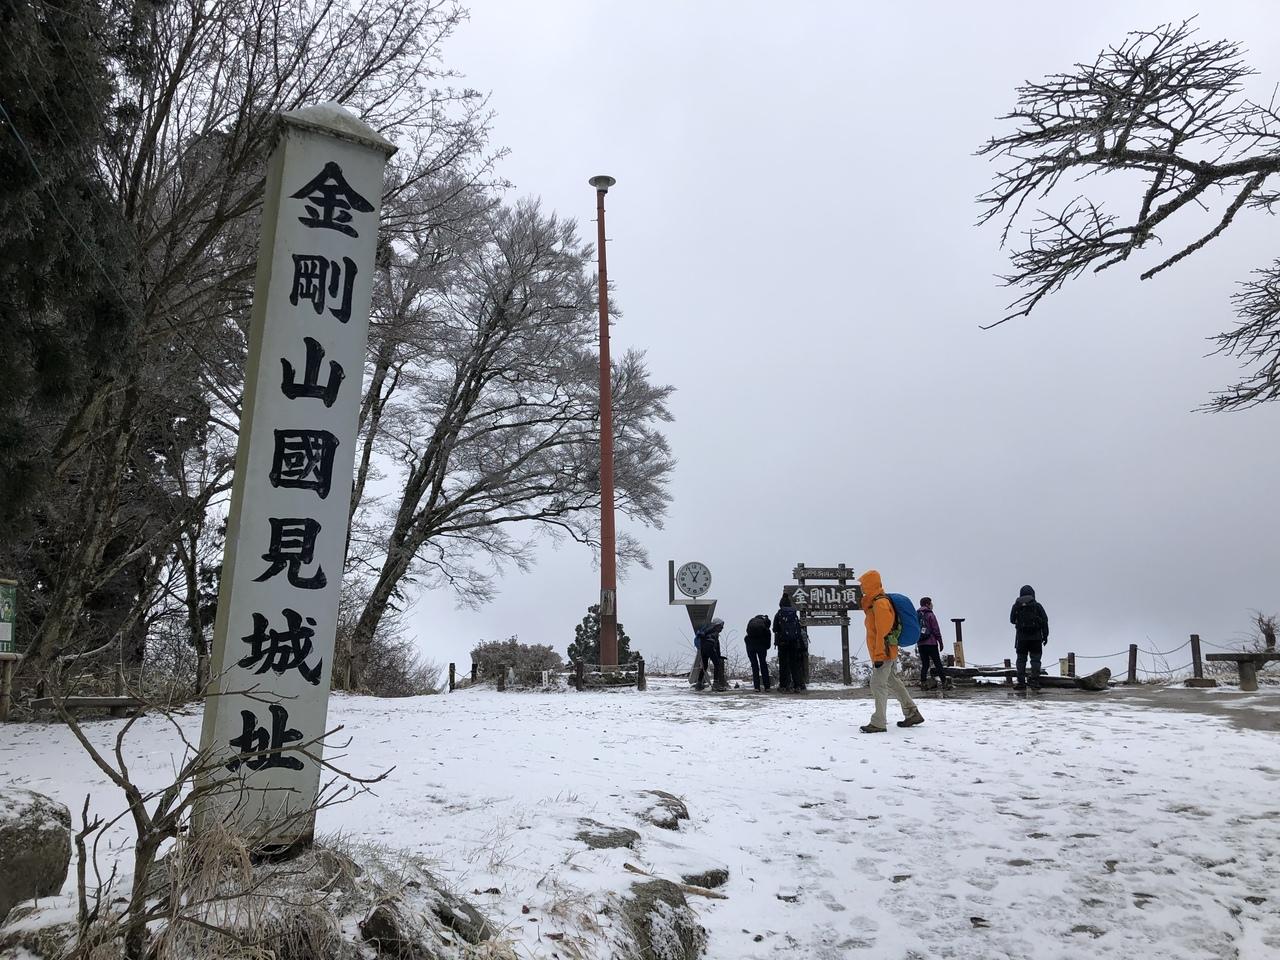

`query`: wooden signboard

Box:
[801,615,850,628]
[792,565,854,581]
[782,583,861,611]
[791,562,857,685]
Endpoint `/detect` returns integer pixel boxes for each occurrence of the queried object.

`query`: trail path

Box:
[2,679,1278,958]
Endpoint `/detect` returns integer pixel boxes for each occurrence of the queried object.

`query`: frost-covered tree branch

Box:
[978,19,1280,409]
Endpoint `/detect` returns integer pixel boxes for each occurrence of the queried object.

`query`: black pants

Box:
[777,644,805,690]
[696,640,724,689]
[1015,637,1043,687]
[919,644,945,684]
[746,644,771,690]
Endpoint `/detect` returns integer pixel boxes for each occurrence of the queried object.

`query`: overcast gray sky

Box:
[405,0,1280,678]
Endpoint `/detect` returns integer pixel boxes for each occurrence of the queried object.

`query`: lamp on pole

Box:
[589,174,619,670]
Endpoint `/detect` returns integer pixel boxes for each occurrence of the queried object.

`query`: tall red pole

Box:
[590,175,618,669]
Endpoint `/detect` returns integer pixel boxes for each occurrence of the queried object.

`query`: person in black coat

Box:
[772,593,806,692]
[1010,584,1049,691]
[743,614,772,691]
[694,618,726,691]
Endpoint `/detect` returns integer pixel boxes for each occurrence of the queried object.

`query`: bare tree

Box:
[12,0,492,678]
[978,20,1280,408]
[342,200,675,688]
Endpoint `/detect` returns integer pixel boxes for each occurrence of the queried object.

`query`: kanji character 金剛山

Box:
[290,160,373,237]
[289,255,358,323]
[281,336,345,406]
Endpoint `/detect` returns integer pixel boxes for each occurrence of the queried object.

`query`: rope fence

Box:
[1015,634,1276,684]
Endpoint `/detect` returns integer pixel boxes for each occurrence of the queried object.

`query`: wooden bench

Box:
[30,696,147,719]
[1204,652,1280,692]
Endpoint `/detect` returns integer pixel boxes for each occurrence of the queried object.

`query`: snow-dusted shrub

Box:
[470,636,562,684]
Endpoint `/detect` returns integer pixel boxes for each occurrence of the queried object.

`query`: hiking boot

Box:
[1013,683,1026,691]
[897,710,925,728]
[859,724,887,734]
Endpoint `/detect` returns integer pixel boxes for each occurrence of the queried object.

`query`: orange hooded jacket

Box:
[859,569,897,663]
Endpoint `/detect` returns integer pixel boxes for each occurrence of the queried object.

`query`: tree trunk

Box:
[177,527,209,696]
[23,386,139,682]
[347,540,420,689]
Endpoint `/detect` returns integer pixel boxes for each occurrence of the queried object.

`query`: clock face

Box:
[676,561,712,598]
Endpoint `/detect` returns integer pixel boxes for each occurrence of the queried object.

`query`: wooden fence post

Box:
[1186,634,1218,687]
[471,662,477,684]
[636,656,647,691]
[448,662,456,692]
[1003,658,1012,685]
[950,618,966,667]
[1127,644,1138,684]
[575,658,585,691]
[496,664,506,692]
[1066,652,1076,678]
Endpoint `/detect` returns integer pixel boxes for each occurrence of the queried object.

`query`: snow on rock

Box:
[2,681,1280,958]
[622,879,707,960]
[630,790,690,831]
[0,787,71,924]
[577,819,642,850]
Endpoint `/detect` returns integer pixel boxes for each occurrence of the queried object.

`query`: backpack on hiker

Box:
[777,607,803,645]
[746,614,771,642]
[1013,600,1047,638]
[878,593,920,649]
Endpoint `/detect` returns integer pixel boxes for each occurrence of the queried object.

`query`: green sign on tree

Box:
[0,580,17,654]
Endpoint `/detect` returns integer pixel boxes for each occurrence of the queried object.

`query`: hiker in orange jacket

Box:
[858,569,924,733]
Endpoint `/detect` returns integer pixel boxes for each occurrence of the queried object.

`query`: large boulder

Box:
[0,788,72,924]
[621,880,706,960]
[0,904,77,959]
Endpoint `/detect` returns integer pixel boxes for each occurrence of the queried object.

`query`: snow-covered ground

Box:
[3,679,1279,959]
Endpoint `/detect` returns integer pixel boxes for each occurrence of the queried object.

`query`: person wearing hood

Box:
[772,593,806,692]
[857,570,924,732]
[694,618,726,691]
[744,613,773,691]
[916,597,947,689]
[1010,585,1050,691]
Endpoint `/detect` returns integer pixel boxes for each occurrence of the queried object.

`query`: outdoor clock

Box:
[676,561,712,599]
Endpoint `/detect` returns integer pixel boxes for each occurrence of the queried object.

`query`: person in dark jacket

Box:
[1010,585,1049,691]
[772,594,806,692]
[744,614,772,691]
[694,618,726,691]
[916,597,947,689]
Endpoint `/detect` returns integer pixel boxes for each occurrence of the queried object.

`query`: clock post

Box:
[669,560,722,690]
[590,174,619,669]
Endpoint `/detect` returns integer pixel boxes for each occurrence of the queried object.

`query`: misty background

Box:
[405,0,1280,674]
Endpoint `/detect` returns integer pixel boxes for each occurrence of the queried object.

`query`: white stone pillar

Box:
[197,104,394,846]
